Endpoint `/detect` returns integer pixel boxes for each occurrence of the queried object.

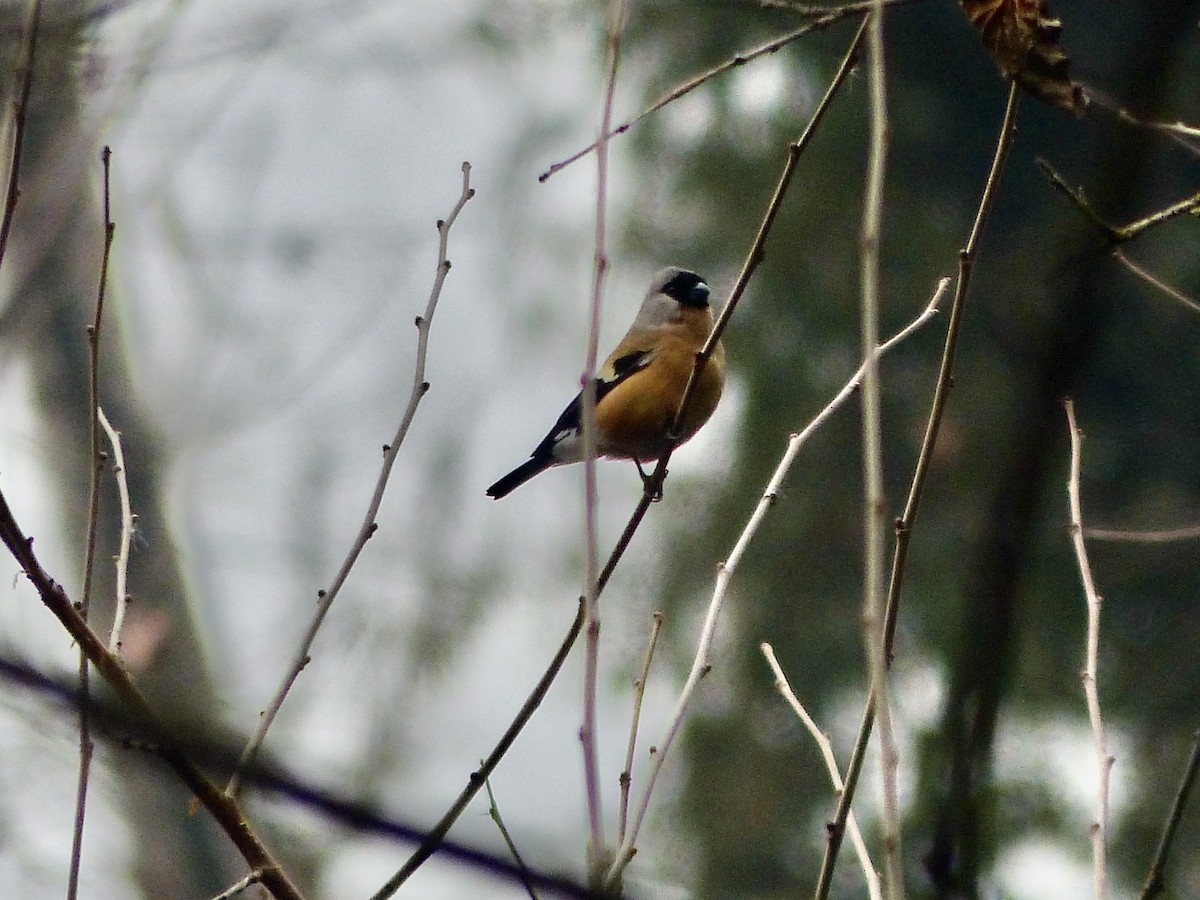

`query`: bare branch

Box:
[1113,249,1200,316]
[605,281,944,888]
[760,642,881,900]
[1083,523,1200,544]
[0,491,305,900]
[70,132,113,900]
[618,610,664,844]
[537,0,932,182]
[96,407,135,655]
[1139,729,1200,900]
[0,0,41,274]
[581,0,629,871]
[858,4,906,896]
[816,81,1021,898]
[1038,158,1200,243]
[1064,399,1113,900]
[484,775,540,900]
[227,162,475,797]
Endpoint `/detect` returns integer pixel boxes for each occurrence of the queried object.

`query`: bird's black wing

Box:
[530,347,654,458]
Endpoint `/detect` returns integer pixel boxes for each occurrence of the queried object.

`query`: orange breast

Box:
[595,330,724,460]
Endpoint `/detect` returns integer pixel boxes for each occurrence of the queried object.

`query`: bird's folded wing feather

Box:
[531,347,656,458]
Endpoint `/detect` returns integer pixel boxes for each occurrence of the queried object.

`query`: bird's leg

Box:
[634,460,665,502]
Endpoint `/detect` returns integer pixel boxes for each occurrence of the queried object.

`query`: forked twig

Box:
[227,162,475,797]
[618,610,664,843]
[1038,158,1200,243]
[761,643,881,900]
[1065,399,1113,900]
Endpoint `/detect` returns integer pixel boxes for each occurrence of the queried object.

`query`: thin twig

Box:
[97,407,135,655]
[537,0,931,182]
[1116,190,1200,241]
[1065,399,1113,900]
[1083,84,1200,157]
[1112,249,1200,316]
[0,491,304,900]
[1083,523,1200,543]
[208,870,265,900]
[369,601,585,899]
[0,0,41,274]
[1037,158,1200,243]
[1138,729,1200,900]
[227,162,474,797]
[761,643,881,900]
[815,81,1020,900]
[858,5,905,897]
[618,610,663,844]
[605,282,944,889]
[581,0,628,872]
[70,140,114,900]
[484,774,540,900]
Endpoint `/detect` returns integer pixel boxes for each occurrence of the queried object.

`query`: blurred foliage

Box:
[600,1,1200,898]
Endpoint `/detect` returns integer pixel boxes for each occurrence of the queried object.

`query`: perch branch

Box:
[605,281,943,888]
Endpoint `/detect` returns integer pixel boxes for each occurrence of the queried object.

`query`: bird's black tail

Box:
[486,456,552,499]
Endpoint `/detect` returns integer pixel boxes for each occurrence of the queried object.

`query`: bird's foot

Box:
[635,460,665,501]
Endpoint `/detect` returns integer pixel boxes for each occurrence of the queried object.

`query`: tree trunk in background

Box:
[926,7,1200,895]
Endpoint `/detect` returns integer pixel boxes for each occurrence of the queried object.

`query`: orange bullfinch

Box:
[487,267,725,499]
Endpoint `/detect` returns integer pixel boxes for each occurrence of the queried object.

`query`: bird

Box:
[487,266,725,499]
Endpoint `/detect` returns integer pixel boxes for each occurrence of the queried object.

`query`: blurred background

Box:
[0,1,1197,898]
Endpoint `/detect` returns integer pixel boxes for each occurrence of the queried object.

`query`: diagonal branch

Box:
[815,80,1021,899]
[605,281,945,889]
[0,0,41,273]
[375,17,873,895]
[0,490,305,900]
[1139,728,1200,900]
[538,0,932,182]
[227,162,475,797]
